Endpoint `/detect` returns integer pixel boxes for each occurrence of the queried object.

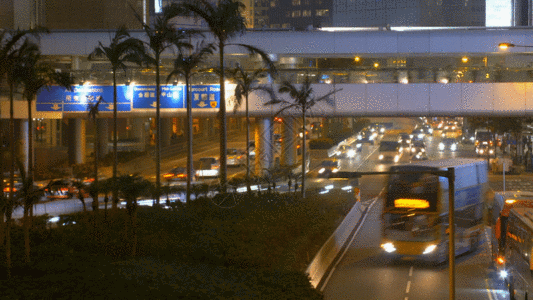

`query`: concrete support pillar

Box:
[254,117,273,177]
[131,118,146,151]
[160,118,172,148]
[19,119,29,174]
[68,119,86,165]
[281,117,297,168]
[96,118,109,157]
[201,118,211,139]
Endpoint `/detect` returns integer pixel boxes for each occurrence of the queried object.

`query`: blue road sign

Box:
[132,85,185,109]
[37,84,220,112]
[189,85,220,109]
[37,85,131,112]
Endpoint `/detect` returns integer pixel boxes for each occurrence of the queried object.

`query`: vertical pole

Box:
[448,167,456,300]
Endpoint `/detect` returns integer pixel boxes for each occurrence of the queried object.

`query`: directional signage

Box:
[37,85,131,112]
[132,85,185,109]
[189,85,220,109]
[37,84,220,112]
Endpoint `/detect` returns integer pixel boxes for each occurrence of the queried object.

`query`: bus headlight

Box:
[423,244,437,254]
[381,242,396,253]
[500,270,508,279]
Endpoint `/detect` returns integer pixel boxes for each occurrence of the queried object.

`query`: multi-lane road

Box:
[320,119,510,300]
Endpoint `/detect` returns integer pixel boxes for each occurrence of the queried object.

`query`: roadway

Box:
[319,119,511,300]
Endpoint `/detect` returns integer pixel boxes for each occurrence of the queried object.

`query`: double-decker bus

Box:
[500,207,533,300]
[490,191,533,265]
[381,158,488,263]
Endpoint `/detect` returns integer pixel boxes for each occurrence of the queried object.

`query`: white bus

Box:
[381,158,489,263]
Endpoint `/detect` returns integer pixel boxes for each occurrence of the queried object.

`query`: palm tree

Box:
[178,0,274,190]
[14,49,73,264]
[131,4,191,205]
[167,41,215,203]
[90,25,145,210]
[266,75,341,198]
[3,37,39,277]
[116,174,152,256]
[87,96,106,213]
[228,66,273,193]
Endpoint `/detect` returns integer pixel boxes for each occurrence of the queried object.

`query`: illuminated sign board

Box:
[36,84,220,112]
[394,199,430,209]
[486,0,512,27]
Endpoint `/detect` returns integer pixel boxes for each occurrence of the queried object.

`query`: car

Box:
[356,131,375,146]
[398,133,411,144]
[226,148,246,166]
[44,179,88,199]
[399,140,411,153]
[409,141,426,155]
[163,166,195,181]
[317,160,340,178]
[476,144,496,157]
[195,157,220,178]
[438,138,459,152]
[378,139,403,163]
[410,150,428,161]
[334,144,356,158]
[410,128,426,141]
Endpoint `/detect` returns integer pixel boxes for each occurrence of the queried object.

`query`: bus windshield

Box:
[383,213,439,241]
[385,171,439,212]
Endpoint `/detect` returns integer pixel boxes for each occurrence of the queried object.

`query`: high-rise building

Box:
[332,0,486,27]
[268,0,333,29]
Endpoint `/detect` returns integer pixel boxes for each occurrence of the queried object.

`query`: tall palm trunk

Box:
[155,53,161,205]
[219,43,227,190]
[301,111,306,198]
[245,94,251,193]
[112,70,118,210]
[6,80,15,278]
[186,76,193,203]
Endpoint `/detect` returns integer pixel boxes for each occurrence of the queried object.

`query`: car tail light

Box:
[163,174,173,178]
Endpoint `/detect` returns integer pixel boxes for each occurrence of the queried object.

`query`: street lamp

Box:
[498,42,533,50]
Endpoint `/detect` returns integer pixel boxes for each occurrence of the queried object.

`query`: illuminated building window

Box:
[303,10,311,17]
[292,0,301,5]
[292,10,301,17]
[316,9,329,17]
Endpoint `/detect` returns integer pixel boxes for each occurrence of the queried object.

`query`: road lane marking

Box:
[406,280,411,293]
[484,279,494,300]
[409,266,413,276]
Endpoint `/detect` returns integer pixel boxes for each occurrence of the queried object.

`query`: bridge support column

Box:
[281,117,297,169]
[160,118,172,148]
[131,118,146,151]
[68,118,86,165]
[19,119,29,174]
[254,117,273,177]
[96,118,109,157]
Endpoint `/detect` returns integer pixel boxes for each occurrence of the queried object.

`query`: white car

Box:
[195,157,220,178]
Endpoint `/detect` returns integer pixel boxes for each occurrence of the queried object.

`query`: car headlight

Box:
[380,128,385,133]
[318,168,325,174]
[479,149,484,154]
[438,143,445,150]
[500,270,508,278]
[451,144,457,151]
[347,150,356,157]
[423,244,437,254]
[379,154,384,160]
[394,155,400,163]
[489,149,494,154]
[411,148,416,153]
[356,144,362,148]
[381,242,396,253]
[332,168,339,173]
[357,135,362,139]
[418,134,424,139]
